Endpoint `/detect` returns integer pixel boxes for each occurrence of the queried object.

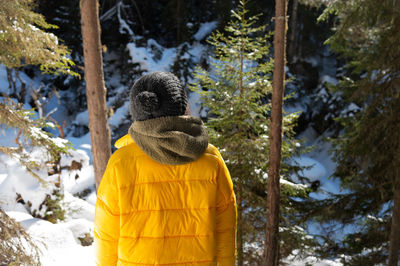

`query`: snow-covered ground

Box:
[8,210,95,266]
[0,126,96,265]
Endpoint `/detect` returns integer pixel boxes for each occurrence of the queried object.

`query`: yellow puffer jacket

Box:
[94,134,237,265]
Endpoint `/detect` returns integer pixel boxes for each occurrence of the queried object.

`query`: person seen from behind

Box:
[94,72,237,265]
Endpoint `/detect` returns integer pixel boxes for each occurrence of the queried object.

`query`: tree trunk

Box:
[80,0,111,191]
[236,13,246,264]
[263,0,288,265]
[176,0,182,45]
[388,178,400,266]
[237,180,244,266]
[288,0,298,62]
[130,0,145,35]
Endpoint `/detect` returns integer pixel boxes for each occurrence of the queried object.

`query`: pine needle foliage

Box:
[0,0,74,179]
[190,0,314,262]
[309,0,400,264]
[0,0,78,76]
[0,99,71,185]
[0,208,41,265]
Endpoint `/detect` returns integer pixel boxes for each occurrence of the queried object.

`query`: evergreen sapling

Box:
[190,0,316,263]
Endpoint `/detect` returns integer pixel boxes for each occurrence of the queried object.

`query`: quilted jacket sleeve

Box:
[94,162,120,266]
[215,154,237,266]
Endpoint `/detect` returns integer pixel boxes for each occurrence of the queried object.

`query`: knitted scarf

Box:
[129,116,209,165]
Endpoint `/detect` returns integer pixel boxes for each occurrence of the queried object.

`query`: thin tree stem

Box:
[263,0,288,265]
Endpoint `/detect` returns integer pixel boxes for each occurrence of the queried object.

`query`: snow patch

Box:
[320,74,339,85]
[127,39,176,73]
[7,211,95,266]
[109,101,130,130]
[75,110,89,126]
[194,21,218,41]
[283,249,343,266]
[291,156,327,183]
[0,155,56,213]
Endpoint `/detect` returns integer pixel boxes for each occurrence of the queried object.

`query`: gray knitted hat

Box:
[129,72,188,121]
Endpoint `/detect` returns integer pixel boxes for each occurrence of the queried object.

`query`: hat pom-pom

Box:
[136,91,159,113]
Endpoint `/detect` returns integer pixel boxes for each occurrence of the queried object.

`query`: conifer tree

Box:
[190,0,313,263]
[0,0,76,176]
[0,0,76,75]
[309,0,400,264]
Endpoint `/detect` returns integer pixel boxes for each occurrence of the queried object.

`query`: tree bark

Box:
[80,0,111,191]
[237,180,244,266]
[236,15,246,265]
[388,178,400,266]
[176,0,181,45]
[263,0,288,265]
[288,0,298,62]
